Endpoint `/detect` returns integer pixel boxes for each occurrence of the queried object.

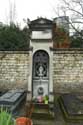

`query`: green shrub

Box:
[0,107,15,125]
[0,24,30,50]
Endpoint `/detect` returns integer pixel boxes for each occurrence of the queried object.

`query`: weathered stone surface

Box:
[0,89,25,105]
[60,94,83,115]
[0,89,26,111]
[53,50,83,93]
[0,50,83,93]
[0,52,29,91]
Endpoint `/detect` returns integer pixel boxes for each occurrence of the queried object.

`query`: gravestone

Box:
[0,89,26,112]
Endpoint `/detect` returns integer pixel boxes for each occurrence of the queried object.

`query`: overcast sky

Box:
[0,0,61,27]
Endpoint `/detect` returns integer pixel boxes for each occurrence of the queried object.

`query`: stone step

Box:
[33,103,49,109]
[31,103,54,120]
[33,108,49,114]
[33,119,55,125]
[32,111,54,120]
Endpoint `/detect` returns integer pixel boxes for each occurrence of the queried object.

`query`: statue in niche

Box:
[38,64,44,77]
[35,63,47,77]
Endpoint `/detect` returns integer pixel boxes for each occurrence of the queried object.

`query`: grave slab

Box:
[0,89,26,112]
[60,94,83,115]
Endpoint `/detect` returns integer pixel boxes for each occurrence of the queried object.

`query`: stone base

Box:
[49,93,54,103]
[26,91,32,101]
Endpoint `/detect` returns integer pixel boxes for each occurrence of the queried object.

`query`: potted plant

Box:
[16,117,33,125]
[0,107,15,125]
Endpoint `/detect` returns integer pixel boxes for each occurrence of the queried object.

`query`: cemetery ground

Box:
[0,90,83,125]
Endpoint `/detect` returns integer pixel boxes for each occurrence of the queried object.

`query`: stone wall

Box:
[53,49,83,93]
[1,49,83,93]
[0,51,29,91]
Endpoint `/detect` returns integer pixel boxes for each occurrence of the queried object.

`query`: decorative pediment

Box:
[31,17,52,25]
[29,18,53,30]
[38,19,46,24]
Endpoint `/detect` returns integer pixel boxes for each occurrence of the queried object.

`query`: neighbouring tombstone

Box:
[0,89,26,112]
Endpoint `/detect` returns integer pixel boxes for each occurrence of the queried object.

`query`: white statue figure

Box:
[38,65,44,77]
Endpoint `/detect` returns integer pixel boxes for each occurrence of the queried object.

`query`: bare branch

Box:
[62,0,83,16]
[66,7,83,17]
[72,21,83,24]
[69,20,83,36]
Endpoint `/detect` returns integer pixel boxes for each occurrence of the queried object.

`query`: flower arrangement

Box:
[32,95,49,104]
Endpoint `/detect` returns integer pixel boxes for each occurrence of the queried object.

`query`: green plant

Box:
[0,24,30,50]
[44,95,49,104]
[0,107,15,125]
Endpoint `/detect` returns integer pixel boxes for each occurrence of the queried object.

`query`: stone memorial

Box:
[0,89,26,112]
